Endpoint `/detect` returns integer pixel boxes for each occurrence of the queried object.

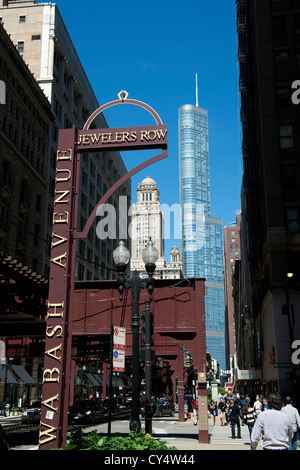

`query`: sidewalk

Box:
[164,418,259,451]
[7,418,255,451]
[7,415,299,451]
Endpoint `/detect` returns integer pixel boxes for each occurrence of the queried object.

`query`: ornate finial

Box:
[118,90,129,102]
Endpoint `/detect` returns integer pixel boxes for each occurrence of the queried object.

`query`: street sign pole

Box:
[108,324,113,436]
[144,300,153,435]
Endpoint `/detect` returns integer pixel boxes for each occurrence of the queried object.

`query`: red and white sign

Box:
[113,326,126,371]
[113,327,126,349]
[225,383,233,390]
[113,348,125,372]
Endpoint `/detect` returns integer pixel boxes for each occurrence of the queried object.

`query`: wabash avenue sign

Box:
[38,92,167,450]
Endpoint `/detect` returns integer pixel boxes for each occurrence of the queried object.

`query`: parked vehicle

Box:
[21,400,41,424]
[155,399,175,417]
[0,424,8,450]
[68,399,104,424]
[125,394,133,406]
[102,397,120,413]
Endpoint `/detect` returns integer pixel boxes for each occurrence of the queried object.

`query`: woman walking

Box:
[218,397,226,426]
[209,400,218,425]
[243,401,256,439]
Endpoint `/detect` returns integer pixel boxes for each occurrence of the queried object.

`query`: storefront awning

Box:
[11,365,36,386]
[0,365,18,385]
[106,376,123,387]
[84,372,101,386]
[93,373,103,386]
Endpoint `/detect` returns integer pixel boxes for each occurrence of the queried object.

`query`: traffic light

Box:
[148,309,154,346]
[141,310,146,347]
[141,309,154,347]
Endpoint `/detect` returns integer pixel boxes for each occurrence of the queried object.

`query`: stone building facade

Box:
[130,177,183,279]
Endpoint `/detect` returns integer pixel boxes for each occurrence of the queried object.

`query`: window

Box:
[279,124,293,148]
[19,15,26,23]
[296,52,300,71]
[36,194,42,212]
[274,51,289,72]
[17,41,24,53]
[34,224,40,246]
[272,15,286,36]
[282,164,298,189]
[32,35,41,40]
[277,87,290,106]
[286,208,300,233]
[294,14,300,34]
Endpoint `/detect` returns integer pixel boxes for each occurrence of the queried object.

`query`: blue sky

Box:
[53,0,242,258]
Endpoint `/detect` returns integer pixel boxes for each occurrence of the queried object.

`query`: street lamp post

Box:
[113,239,158,433]
[285,272,297,392]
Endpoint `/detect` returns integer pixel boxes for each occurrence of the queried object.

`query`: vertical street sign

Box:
[38,128,78,450]
[112,349,126,372]
[113,327,126,349]
[113,326,126,372]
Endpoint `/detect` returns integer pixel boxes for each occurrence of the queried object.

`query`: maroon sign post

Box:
[38,93,168,450]
[38,128,79,449]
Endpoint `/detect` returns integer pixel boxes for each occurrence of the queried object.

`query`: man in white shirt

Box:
[251,393,293,450]
[281,396,300,450]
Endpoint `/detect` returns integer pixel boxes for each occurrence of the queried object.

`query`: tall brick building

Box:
[0,0,130,406]
[0,0,131,282]
[224,211,241,370]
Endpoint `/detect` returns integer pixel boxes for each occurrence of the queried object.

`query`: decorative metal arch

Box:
[82,90,163,130]
[75,91,167,239]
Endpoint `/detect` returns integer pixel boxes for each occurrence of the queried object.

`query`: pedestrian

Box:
[228,399,242,439]
[263,397,269,411]
[239,394,245,408]
[191,396,198,426]
[209,400,218,425]
[225,399,231,425]
[281,396,300,450]
[239,394,246,424]
[218,397,226,426]
[243,401,256,439]
[254,395,262,417]
[251,393,293,450]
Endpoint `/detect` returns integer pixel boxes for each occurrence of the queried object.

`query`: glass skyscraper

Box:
[179,104,226,370]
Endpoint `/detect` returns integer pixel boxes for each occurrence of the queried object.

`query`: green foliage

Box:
[56,428,177,451]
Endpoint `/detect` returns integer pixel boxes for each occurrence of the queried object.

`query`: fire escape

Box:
[236,0,264,368]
